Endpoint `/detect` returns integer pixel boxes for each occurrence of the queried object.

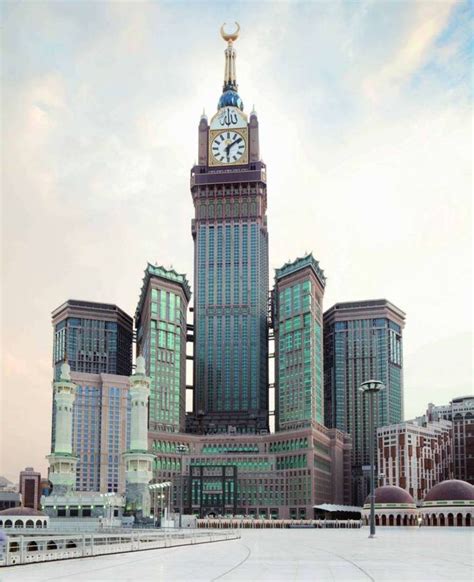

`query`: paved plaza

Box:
[1,528,473,581]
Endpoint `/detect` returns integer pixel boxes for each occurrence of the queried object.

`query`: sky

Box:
[1,0,472,483]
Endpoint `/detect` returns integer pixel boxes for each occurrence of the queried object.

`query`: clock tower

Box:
[189,24,269,434]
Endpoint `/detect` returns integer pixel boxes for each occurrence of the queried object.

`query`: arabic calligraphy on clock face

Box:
[210,107,247,130]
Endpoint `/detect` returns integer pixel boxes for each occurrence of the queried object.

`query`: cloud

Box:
[362,0,458,101]
[1,0,471,481]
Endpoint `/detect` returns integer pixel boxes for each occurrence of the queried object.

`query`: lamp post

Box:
[359,379,384,539]
[176,444,188,528]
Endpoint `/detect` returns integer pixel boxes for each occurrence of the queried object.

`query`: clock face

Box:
[211,131,246,165]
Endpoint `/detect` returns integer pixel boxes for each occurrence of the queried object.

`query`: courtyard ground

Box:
[0,527,473,581]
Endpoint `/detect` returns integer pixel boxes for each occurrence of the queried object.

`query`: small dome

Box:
[218,90,244,111]
[364,486,415,506]
[424,479,474,502]
[0,506,46,516]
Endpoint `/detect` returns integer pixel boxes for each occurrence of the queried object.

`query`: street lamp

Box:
[359,379,384,539]
[176,444,189,528]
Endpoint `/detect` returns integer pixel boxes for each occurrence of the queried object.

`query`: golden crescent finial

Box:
[220,22,240,43]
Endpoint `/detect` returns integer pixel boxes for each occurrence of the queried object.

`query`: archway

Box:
[439,514,445,526]
[425,515,430,526]
[46,540,57,550]
[375,515,379,526]
[396,515,401,526]
[0,520,2,528]
[14,520,23,528]
[27,541,38,552]
[432,514,437,526]
[466,514,471,527]
[36,520,43,528]
[448,513,454,526]
[26,520,34,528]
[66,540,77,549]
[403,515,408,526]
[381,515,387,526]
[4,520,12,528]
[457,513,463,527]
[389,515,394,526]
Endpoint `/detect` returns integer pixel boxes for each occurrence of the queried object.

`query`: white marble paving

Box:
[0,528,473,582]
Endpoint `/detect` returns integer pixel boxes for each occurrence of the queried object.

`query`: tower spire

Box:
[218,23,244,111]
[221,22,240,92]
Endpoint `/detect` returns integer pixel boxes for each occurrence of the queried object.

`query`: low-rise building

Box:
[361,485,418,526]
[421,479,473,526]
[150,424,352,519]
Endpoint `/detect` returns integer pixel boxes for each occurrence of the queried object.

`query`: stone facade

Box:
[377,419,452,502]
[149,424,351,519]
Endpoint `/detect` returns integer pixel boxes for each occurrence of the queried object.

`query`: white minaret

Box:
[47,362,78,494]
[123,355,154,518]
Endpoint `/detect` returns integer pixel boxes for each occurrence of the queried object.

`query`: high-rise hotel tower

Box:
[189,25,269,434]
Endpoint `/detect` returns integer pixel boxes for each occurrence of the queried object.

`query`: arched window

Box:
[46,540,57,550]
[466,513,471,527]
[9,541,19,553]
[26,519,34,528]
[4,519,12,528]
[27,541,38,552]
[36,520,43,528]
[432,514,437,526]
[381,515,387,526]
[66,540,77,548]
[388,515,394,526]
[448,513,454,526]
[439,514,445,526]
[456,513,463,527]
[14,519,23,528]
[396,515,401,526]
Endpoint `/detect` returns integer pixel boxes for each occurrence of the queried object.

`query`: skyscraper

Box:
[189,26,269,434]
[52,300,133,378]
[323,299,405,504]
[274,254,326,431]
[51,299,133,494]
[135,263,191,433]
[147,25,352,520]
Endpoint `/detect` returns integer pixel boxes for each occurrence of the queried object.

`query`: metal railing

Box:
[0,528,240,567]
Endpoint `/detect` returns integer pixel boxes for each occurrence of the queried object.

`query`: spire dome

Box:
[218,22,244,111]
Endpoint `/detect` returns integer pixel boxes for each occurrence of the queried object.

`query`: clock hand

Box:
[226,137,243,154]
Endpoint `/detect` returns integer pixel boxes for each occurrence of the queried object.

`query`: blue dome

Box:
[218,90,244,111]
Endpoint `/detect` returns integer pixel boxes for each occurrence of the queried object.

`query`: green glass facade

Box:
[274,255,326,431]
[136,264,190,433]
[323,300,405,504]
